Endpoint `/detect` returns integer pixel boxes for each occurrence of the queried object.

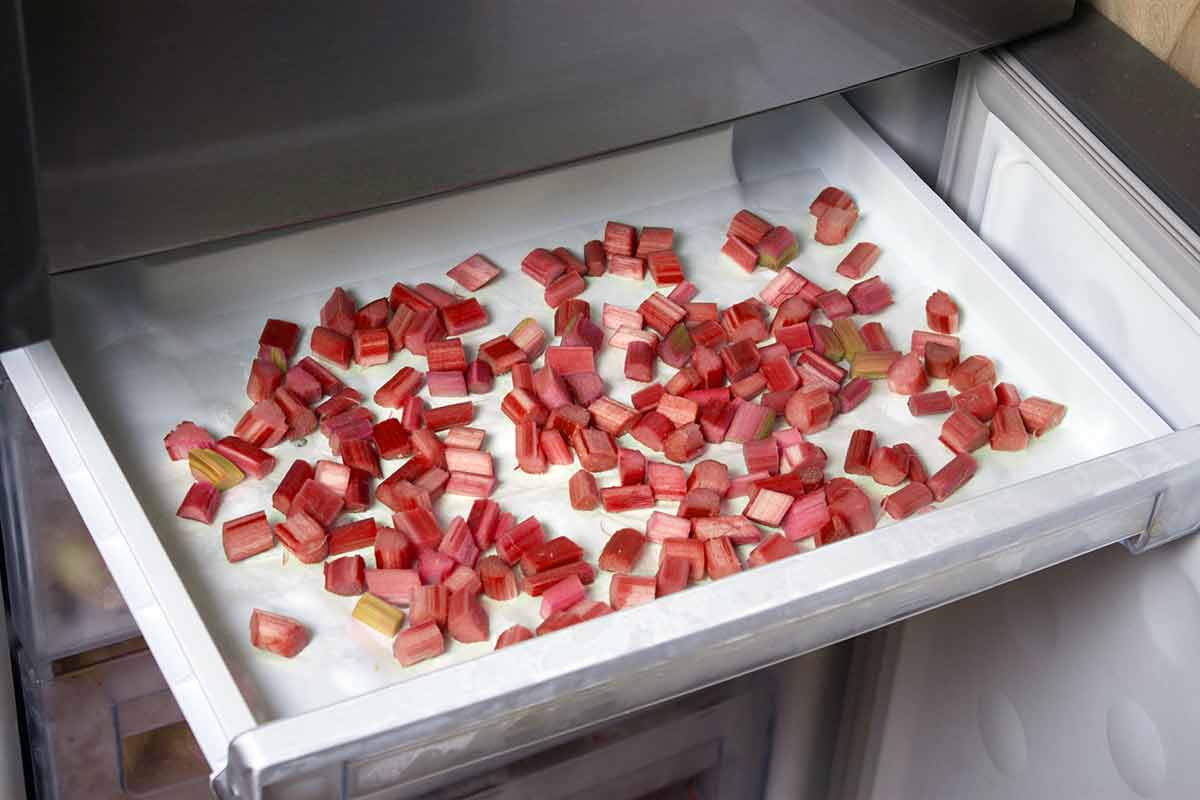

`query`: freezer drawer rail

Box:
[214,426,1200,799]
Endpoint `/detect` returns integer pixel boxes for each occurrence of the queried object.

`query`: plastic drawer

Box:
[17,640,213,799]
[0,374,139,665]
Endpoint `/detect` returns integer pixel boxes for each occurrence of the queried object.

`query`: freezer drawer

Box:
[4,88,1200,799]
[0,373,139,665]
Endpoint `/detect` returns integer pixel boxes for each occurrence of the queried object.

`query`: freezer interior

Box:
[4,45,1200,798]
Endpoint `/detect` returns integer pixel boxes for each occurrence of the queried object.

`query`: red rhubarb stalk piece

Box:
[520,537,583,576]
[647,461,687,501]
[273,460,314,516]
[940,410,989,454]
[991,406,1030,451]
[328,517,378,556]
[755,226,798,270]
[247,358,284,403]
[610,574,656,609]
[496,625,535,649]
[521,561,596,596]
[417,549,456,585]
[438,516,480,567]
[324,555,367,596]
[926,290,960,334]
[495,517,545,565]
[837,242,881,279]
[678,487,721,518]
[479,555,519,601]
[637,226,674,255]
[599,528,646,574]
[927,452,977,501]
[447,589,489,643]
[250,609,311,658]
[747,533,800,567]
[815,206,859,245]
[545,271,588,308]
[693,516,761,545]
[425,401,474,431]
[661,538,706,581]
[869,446,909,487]
[882,482,934,520]
[604,221,638,256]
[639,293,687,336]
[442,298,489,335]
[374,526,414,570]
[618,448,647,486]
[810,186,856,217]
[887,352,929,396]
[608,254,646,280]
[896,443,928,484]
[176,480,220,525]
[410,585,450,628]
[478,335,527,375]
[656,555,691,597]
[667,280,698,304]
[647,250,685,285]
[949,355,996,392]
[572,427,618,472]
[954,382,999,421]
[221,511,276,563]
[569,469,601,510]
[466,498,501,549]
[664,423,705,463]
[365,568,420,605]
[646,510,691,543]
[521,248,567,287]
[721,235,759,273]
[601,485,655,512]
[1019,396,1066,436]
[540,575,586,619]
[164,421,215,461]
[583,239,607,275]
[846,276,893,315]
[321,287,357,335]
[995,382,1021,406]
[394,621,445,666]
[844,429,875,475]
[744,487,794,526]
[705,537,742,579]
[728,209,772,246]
[447,254,501,291]
[908,390,953,417]
[553,247,588,276]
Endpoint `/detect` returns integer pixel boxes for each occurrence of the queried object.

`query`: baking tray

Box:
[4,96,1194,794]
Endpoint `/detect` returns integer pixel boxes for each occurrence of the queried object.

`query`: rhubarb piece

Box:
[577,239,606,276]
[417,548,456,585]
[350,328,390,368]
[810,187,855,217]
[315,390,359,421]
[521,248,567,287]
[425,401,474,432]
[895,443,927,484]
[995,383,1021,407]
[540,575,586,619]
[904,389,953,418]
[719,339,760,382]
[348,594,405,637]
[554,298,590,336]
[514,420,546,474]
[394,621,445,666]
[212,437,275,481]
[664,366,702,396]
[744,487,793,526]
[164,421,216,462]
[374,526,414,570]
[834,242,879,279]
[667,280,698,304]
[625,339,656,384]
[324,555,367,596]
[247,358,284,404]
[374,365,424,408]
[686,459,729,494]
[425,338,467,373]
[602,303,643,332]
[816,290,854,320]
[855,324,889,354]
[572,427,619,472]
[545,271,587,308]
[601,484,655,512]
[479,555,519,601]
[461,361,494,396]
[647,461,687,501]
[478,335,526,375]
[722,299,770,343]
[271,461,313,516]
[729,209,772,245]
[340,437,381,478]
[447,254,501,291]
[653,395,695,429]
[940,410,989,454]
[950,355,996,391]
[274,515,329,563]
[748,533,800,567]
[446,564,483,596]
[447,589,489,643]
[989,406,1028,451]
[353,299,390,331]
[610,574,657,609]
[325,517,377,557]
[647,250,685,285]
[438,516,480,567]
[658,323,694,369]
[785,390,834,434]
[924,342,960,379]
[545,345,596,376]
[189,448,244,491]
[386,305,416,351]
[371,419,411,460]
[587,396,638,437]
[365,568,420,605]
[410,428,445,468]
[664,423,705,463]
[656,555,691,597]
[882,482,934,521]
[604,221,638,256]
[442,298,488,335]
[844,429,875,475]
[344,468,373,513]
[913,330,961,360]
[594,528,643,575]
[722,235,759,273]
[639,293,687,336]
[661,537,705,580]
[678,487,721,519]
[465,499,500,550]
[250,610,311,658]
[755,226,798,270]
[815,206,859,245]
[701,537,739,579]
[569,469,601,510]
[496,625,535,649]
[273,387,318,441]
[410,585,451,629]
[771,297,816,336]
[618,448,647,486]
[397,397,424,433]
[405,309,446,355]
[630,384,664,413]
[726,472,771,499]
[606,254,645,280]
[637,226,674,255]
[553,247,588,276]
[499,389,546,429]
[847,276,893,316]
[954,382,999,421]
[389,282,434,313]
[832,377,868,414]
[321,287,358,335]
[1019,396,1067,436]
[826,479,875,536]
[521,561,596,596]
[691,516,759,545]
[927,452,977,502]
[234,399,288,449]
[731,372,767,400]
[547,403,591,438]
[926,290,960,334]
[291,478,344,526]
[780,490,830,541]
[442,447,492,478]
[495,517,545,565]
[630,410,672,452]
[609,326,658,351]
[425,371,466,397]
[646,510,691,543]
[869,446,909,487]
[760,268,805,308]
[811,324,844,361]
[887,352,929,395]
[521,537,583,576]
[776,323,815,354]
[394,507,443,551]
[726,402,775,443]
[742,438,779,475]
[218,510,274,563]
[445,472,496,498]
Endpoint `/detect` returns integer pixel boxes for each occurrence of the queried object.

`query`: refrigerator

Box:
[2,3,1199,798]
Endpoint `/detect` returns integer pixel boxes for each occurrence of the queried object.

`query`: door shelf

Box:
[4,93,1199,798]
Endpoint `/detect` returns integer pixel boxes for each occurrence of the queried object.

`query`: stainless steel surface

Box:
[846,62,960,187]
[216,426,1200,798]
[0,0,48,351]
[24,0,1073,274]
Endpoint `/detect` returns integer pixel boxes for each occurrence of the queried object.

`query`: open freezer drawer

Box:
[4,92,1200,798]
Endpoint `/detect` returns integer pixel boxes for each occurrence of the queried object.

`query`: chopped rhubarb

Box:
[940,410,989,454]
[609,325,658,351]
[882,482,934,520]
[895,443,927,484]
[547,403,591,438]
[847,276,893,315]
[234,399,288,449]
[618,448,647,485]
[220,513,274,563]
[639,293,687,336]
[836,377,871,414]
[647,250,685,285]
[664,366,702,396]
[722,299,770,343]
[608,254,646,280]
[743,438,780,475]
[602,303,643,332]
[776,323,816,353]
[215,436,276,480]
[291,478,344,526]
[953,382,999,421]
[815,206,859,245]
[678,487,721,518]
[425,401,474,431]
[927,452,977,501]
[554,298,590,335]
[719,235,756,273]
[189,448,244,491]
[417,548,456,585]
[496,625,535,649]
[704,537,741,579]
[691,516,759,545]
[587,396,638,437]
[250,609,311,659]
[755,226,799,270]
[601,484,655,512]
[661,537,705,581]
[926,290,960,334]
[426,371,467,397]
[464,360,495,394]
[316,390,359,421]
[399,396,425,432]
[726,472,771,499]
[924,342,960,379]
[545,271,588,308]
[271,460,313,515]
[442,298,489,335]
[826,478,875,535]
[274,387,318,440]
[658,324,694,369]
[164,421,216,461]
[176,481,220,525]
[744,487,794,526]
[572,426,619,472]
[996,382,1021,406]
[445,563,483,596]
[780,490,830,541]
[647,461,687,501]
[604,221,638,256]
[990,406,1029,451]
[374,366,424,408]
[478,335,527,374]
[748,533,800,567]
[844,429,875,475]
[324,517,377,557]
[1019,396,1066,436]
[521,561,596,596]
[372,419,411,460]
[810,187,856,217]
[553,247,588,276]
[351,328,390,367]
[404,309,446,354]
[667,280,698,304]
[836,242,881,279]
[339,438,380,478]
[515,420,547,474]
[321,287,358,335]
[728,209,772,246]
[520,536,583,577]
[324,555,367,596]
[410,586,451,628]
[447,254,501,291]
[869,446,909,486]
[725,402,775,444]
[392,506,442,551]
[446,469,495,498]
[543,345,595,376]
[386,305,416,350]
[950,355,996,391]
[447,590,489,643]
[423,338,466,374]
[731,372,767,400]
[374,525,414,570]
[495,516,545,565]
[664,423,705,463]
[908,390,953,416]
[831,319,867,364]
[247,358,284,403]
[811,324,844,360]
[646,510,691,543]
[355,298,391,331]
[583,239,607,275]
[467,498,501,549]
[521,248,567,287]
[389,282,435,313]
[479,555,519,601]
[540,575,586,619]
[717,339,759,383]
[637,226,675,255]
[610,574,657,609]
[365,568,420,605]
[438,516,480,567]
[785,389,835,434]
[569,469,601,510]
[816,289,854,320]
[395,621,446,667]
[887,352,929,395]
[759,268,805,308]
[657,555,691,597]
